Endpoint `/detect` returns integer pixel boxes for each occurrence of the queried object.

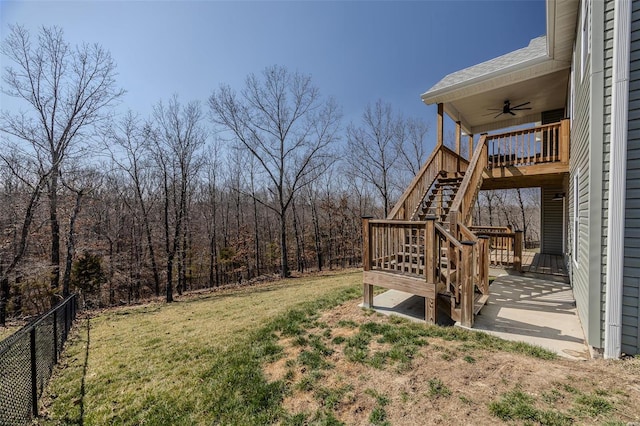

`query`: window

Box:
[581,0,590,79]
[573,169,580,265]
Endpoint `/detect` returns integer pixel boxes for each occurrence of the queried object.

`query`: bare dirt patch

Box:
[267,301,640,425]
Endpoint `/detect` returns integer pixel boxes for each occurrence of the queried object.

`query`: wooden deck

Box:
[489,250,567,276]
[521,252,567,276]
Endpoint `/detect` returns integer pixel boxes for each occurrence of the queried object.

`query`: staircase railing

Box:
[434,222,475,327]
[388,145,468,220]
[448,134,488,228]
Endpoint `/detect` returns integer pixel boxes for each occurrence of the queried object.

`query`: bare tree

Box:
[209,65,341,278]
[150,96,205,302]
[107,112,162,297]
[345,100,402,217]
[396,117,430,178]
[60,167,101,297]
[0,25,124,303]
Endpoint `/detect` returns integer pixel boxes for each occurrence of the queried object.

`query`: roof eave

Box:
[421,55,569,106]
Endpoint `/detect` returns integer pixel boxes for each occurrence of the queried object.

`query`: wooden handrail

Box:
[449,134,488,228]
[434,223,463,249]
[388,144,469,220]
[485,120,569,168]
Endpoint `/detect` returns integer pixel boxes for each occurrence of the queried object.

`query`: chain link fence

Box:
[0,294,77,425]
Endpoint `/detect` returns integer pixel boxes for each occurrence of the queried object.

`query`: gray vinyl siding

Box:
[600,0,614,348]
[569,0,594,345]
[623,0,640,355]
[570,0,606,349]
[541,188,564,255]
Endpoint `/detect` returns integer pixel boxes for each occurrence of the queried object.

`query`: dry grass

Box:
[269,302,640,425]
[39,269,362,425]
[37,269,640,425]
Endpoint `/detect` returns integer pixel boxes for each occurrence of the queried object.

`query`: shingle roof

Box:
[423,36,548,97]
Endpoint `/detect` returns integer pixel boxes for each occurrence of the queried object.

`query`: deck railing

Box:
[485,119,569,169]
[363,219,431,277]
[449,135,488,227]
[470,226,523,271]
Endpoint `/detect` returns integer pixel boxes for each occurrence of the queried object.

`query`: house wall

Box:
[622,0,640,355]
[569,0,606,350]
[541,188,564,255]
[600,0,614,349]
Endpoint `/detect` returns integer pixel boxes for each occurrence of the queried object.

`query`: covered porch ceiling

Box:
[421,0,578,135]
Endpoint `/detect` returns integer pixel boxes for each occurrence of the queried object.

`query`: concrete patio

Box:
[363,271,590,360]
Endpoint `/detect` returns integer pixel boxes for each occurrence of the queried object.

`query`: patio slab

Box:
[363,273,589,360]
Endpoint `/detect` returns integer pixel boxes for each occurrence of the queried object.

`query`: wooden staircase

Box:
[415,171,465,223]
[363,139,490,328]
[363,122,570,327]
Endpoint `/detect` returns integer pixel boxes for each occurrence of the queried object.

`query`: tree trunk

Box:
[252,189,260,277]
[49,171,61,306]
[292,200,303,273]
[310,198,322,271]
[62,190,83,298]
[279,212,290,278]
[0,268,8,327]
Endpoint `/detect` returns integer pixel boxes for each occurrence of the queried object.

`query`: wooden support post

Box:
[460,241,475,328]
[478,236,490,295]
[448,211,458,237]
[455,121,462,172]
[362,217,374,308]
[425,217,436,284]
[437,103,444,147]
[424,217,438,324]
[468,134,474,161]
[455,121,461,155]
[560,118,570,164]
[514,230,523,272]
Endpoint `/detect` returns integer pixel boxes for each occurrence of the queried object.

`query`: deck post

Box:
[425,216,437,324]
[468,134,474,161]
[514,230,523,272]
[560,118,570,164]
[460,241,475,328]
[455,121,462,172]
[362,217,374,308]
[437,103,444,147]
[478,235,490,294]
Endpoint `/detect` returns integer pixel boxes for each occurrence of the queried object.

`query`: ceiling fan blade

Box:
[511,101,531,109]
[509,111,516,116]
[513,107,532,111]
[494,112,504,119]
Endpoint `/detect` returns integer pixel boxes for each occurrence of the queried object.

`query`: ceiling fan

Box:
[486,100,532,119]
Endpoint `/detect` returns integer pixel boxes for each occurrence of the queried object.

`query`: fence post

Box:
[30,327,38,418]
[53,309,58,364]
[362,217,373,308]
[460,241,475,328]
[514,230,523,272]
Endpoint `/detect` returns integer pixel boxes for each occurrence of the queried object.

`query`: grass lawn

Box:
[39,269,640,425]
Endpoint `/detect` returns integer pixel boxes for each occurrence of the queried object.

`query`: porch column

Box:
[455,121,461,155]
[468,134,474,160]
[437,103,444,147]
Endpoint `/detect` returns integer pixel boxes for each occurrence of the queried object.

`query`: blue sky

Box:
[1,0,545,139]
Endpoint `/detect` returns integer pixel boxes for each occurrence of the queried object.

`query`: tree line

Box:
[0,25,540,324]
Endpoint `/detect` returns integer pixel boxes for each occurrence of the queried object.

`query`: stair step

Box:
[474,294,490,315]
